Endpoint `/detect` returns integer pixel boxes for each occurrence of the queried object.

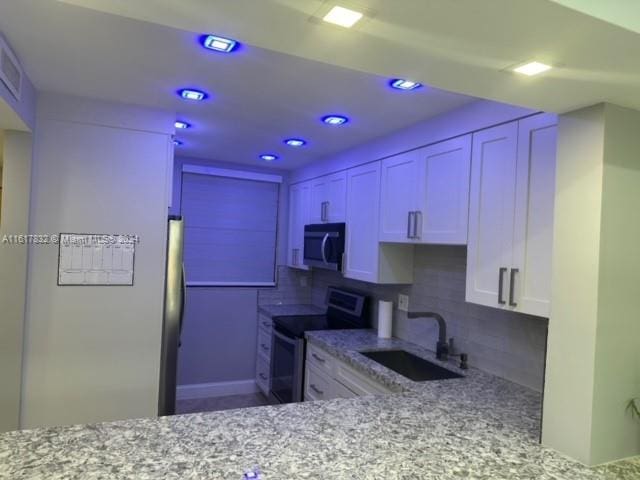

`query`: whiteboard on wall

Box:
[57,233,136,286]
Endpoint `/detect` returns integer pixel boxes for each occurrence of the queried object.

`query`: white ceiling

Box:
[0,1,476,169]
[53,0,640,115]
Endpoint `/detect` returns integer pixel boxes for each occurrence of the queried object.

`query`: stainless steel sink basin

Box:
[360,349,463,381]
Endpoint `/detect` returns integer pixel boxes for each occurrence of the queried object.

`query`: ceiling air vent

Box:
[0,35,22,101]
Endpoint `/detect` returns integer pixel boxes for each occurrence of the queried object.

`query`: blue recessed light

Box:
[322,115,349,126]
[202,34,238,53]
[174,120,191,129]
[178,89,208,101]
[390,79,422,91]
[260,154,278,162]
[173,139,183,146]
[284,138,306,147]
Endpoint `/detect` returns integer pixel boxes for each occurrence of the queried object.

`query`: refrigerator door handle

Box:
[179,264,186,346]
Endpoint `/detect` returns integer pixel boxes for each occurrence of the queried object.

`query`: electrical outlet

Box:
[398,294,409,312]
[299,276,308,287]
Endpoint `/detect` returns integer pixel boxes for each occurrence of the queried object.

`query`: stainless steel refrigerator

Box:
[158,215,186,416]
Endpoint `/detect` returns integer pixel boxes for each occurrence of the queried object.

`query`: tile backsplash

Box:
[310,245,548,392]
[258,265,312,306]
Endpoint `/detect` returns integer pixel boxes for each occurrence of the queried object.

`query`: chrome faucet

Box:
[407,311,449,361]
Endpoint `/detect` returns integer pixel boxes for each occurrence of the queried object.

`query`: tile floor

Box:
[176,392,273,415]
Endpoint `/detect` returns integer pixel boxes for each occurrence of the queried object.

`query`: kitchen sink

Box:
[359,349,464,381]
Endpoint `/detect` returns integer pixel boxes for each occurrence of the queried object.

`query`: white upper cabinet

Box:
[466,122,518,308]
[379,135,471,245]
[466,115,557,317]
[417,135,471,244]
[310,171,346,224]
[511,114,558,317]
[288,181,311,269]
[379,150,420,242]
[345,162,413,284]
[345,162,381,281]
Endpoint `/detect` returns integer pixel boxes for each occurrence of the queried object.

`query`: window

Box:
[180,165,281,286]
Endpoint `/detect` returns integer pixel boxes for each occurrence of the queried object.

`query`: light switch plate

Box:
[398,294,409,312]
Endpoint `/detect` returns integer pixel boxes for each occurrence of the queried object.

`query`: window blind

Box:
[181,171,279,286]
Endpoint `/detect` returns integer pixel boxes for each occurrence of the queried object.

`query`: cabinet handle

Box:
[260,343,269,351]
[498,267,507,305]
[310,384,324,395]
[407,211,413,239]
[262,321,271,328]
[259,373,268,380]
[324,201,330,222]
[413,210,422,239]
[311,353,326,363]
[509,268,519,307]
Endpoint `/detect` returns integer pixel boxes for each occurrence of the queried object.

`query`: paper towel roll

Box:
[377,300,393,339]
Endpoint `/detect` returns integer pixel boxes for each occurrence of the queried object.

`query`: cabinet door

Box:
[511,115,557,317]
[326,171,346,222]
[466,123,518,308]
[345,162,381,282]
[309,177,328,224]
[379,151,420,242]
[417,135,471,244]
[288,182,310,269]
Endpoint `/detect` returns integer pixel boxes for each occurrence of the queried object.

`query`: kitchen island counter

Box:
[2,331,639,479]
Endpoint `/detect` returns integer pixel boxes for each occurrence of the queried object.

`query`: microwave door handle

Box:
[320,233,329,264]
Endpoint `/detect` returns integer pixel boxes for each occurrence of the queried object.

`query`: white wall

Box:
[0,131,32,432]
[20,93,174,428]
[543,103,640,465]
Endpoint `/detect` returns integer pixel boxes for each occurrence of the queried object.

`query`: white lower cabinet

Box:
[255,313,272,396]
[466,114,557,317]
[304,343,392,401]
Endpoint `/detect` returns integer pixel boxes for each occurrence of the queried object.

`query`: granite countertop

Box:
[2,331,639,479]
[258,303,325,318]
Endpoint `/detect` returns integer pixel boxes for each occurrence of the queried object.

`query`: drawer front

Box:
[258,314,272,332]
[306,343,334,376]
[332,380,358,399]
[334,361,392,396]
[304,365,334,401]
[257,328,272,358]
[256,356,270,395]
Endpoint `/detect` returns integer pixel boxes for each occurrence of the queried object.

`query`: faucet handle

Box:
[459,353,469,370]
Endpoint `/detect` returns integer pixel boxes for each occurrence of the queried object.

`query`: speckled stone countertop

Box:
[2,330,639,479]
[258,303,324,318]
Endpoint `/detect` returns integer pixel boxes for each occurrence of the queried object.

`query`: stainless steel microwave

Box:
[303,223,345,271]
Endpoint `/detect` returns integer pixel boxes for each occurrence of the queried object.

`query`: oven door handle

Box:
[272,328,298,347]
[320,233,329,264]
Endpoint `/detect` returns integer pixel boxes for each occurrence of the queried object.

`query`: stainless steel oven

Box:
[269,287,369,404]
[303,223,345,271]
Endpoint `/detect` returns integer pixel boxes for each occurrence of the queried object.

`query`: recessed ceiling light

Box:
[323,6,364,28]
[173,139,183,146]
[178,89,208,101]
[512,61,552,76]
[390,79,422,91]
[174,120,191,129]
[201,34,238,53]
[260,154,278,161]
[322,115,349,126]
[284,138,307,147]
